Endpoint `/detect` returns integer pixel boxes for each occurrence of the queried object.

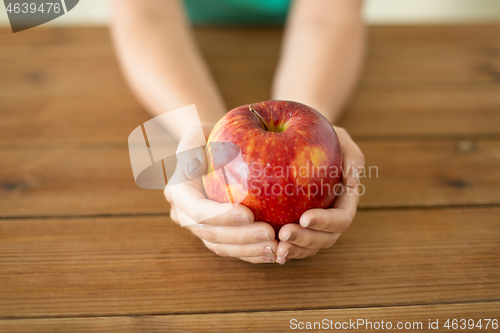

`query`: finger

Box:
[202,239,278,259]
[334,126,365,188]
[187,222,276,245]
[167,178,254,226]
[239,256,276,264]
[166,128,255,227]
[278,223,341,249]
[177,146,208,180]
[299,188,358,233]
[176,125,209,180]
[276,242,319,265]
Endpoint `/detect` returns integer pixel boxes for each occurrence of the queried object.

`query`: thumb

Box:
[175,124,213,180]
[177,146,208,180]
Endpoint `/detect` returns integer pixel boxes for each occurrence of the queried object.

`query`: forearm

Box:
[272,0,366,123]
[110,0,226,138]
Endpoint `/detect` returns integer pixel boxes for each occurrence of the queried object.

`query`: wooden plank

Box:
[360,139,500,208]
[0,57,130,98]
[1,90,499,146]
[1,302,499,333]
[1,27,500,145]
[0,27,113,50]
[2,89,499,147]
[361,25,500,88]
[0,95,150,146]
[0,147,166,218]
[1,140,499,217]
[195,25,500,106]
[2,25,499,92]
[0,207,498,318]
[341,90,500,138]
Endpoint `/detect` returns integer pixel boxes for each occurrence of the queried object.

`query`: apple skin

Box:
[203,100,342,232]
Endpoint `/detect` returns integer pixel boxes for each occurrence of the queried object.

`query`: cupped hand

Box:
[275,126,365,264]
[164,126,278,264]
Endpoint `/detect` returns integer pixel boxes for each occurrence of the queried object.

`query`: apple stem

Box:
[249,104,268,131]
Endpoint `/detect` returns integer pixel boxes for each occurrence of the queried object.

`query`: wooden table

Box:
[1,25,499,332]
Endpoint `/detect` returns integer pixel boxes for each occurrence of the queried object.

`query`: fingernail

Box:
[255,231,271,241]
[187,157,201,175]
[284,232,297,242]
[236,215,251,224]
[263,255,276,263]
[352,167,360,184]
[277,257,287,265]
[304,219,317,228]
[261,245,274,255]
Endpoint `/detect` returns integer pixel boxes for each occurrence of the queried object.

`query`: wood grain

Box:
[0,57,129,98]
[0,147,166,218]
[1,25,500,330]
[1,302,499,333]
[195,25,500,105]
[360,139,500,208]
[2,26,499,89]
[0,95,150,147]
[1,207,499,318]
[341,90,500,138]
[1,140,499,217]
[1,26,500,146]
[361,25,500,88]
[2,89,499,147]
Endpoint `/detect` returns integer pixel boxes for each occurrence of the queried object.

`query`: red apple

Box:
[203,100,342,231]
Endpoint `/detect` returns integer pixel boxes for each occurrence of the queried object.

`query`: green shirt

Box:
[184,0,291,25]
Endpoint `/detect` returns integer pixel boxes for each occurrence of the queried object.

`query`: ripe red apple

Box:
[203,100,342,231]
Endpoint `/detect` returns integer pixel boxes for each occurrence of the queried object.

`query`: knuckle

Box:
[242,246,255,257]
[212,245,221,256]
[234,231,245,245]
[351,151,365,166]
[343,210,356,229]
[202,240,213,251]
[203,207,229,226]
[338,224,348,234]
[199,226,216,242]
[188,225,201,238]
[239,257,253,264]
[187,200,203,222]
[209,243,225,257]
[302,236,315,249]
[242,257,261,264]
[324,237,337,249]
[344,218,354,231]
[212,212,226,226]
[334,221,350,234]
[358,152,366,167]
[203,241,225,257]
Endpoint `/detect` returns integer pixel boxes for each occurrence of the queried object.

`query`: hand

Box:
[275,126,364,264]
[164,126,278,264]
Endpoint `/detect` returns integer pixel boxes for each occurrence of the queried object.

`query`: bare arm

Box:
[110,0,226,139]
[273,0,365,264]
[111,0,278,265]
[272,0,366,123]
